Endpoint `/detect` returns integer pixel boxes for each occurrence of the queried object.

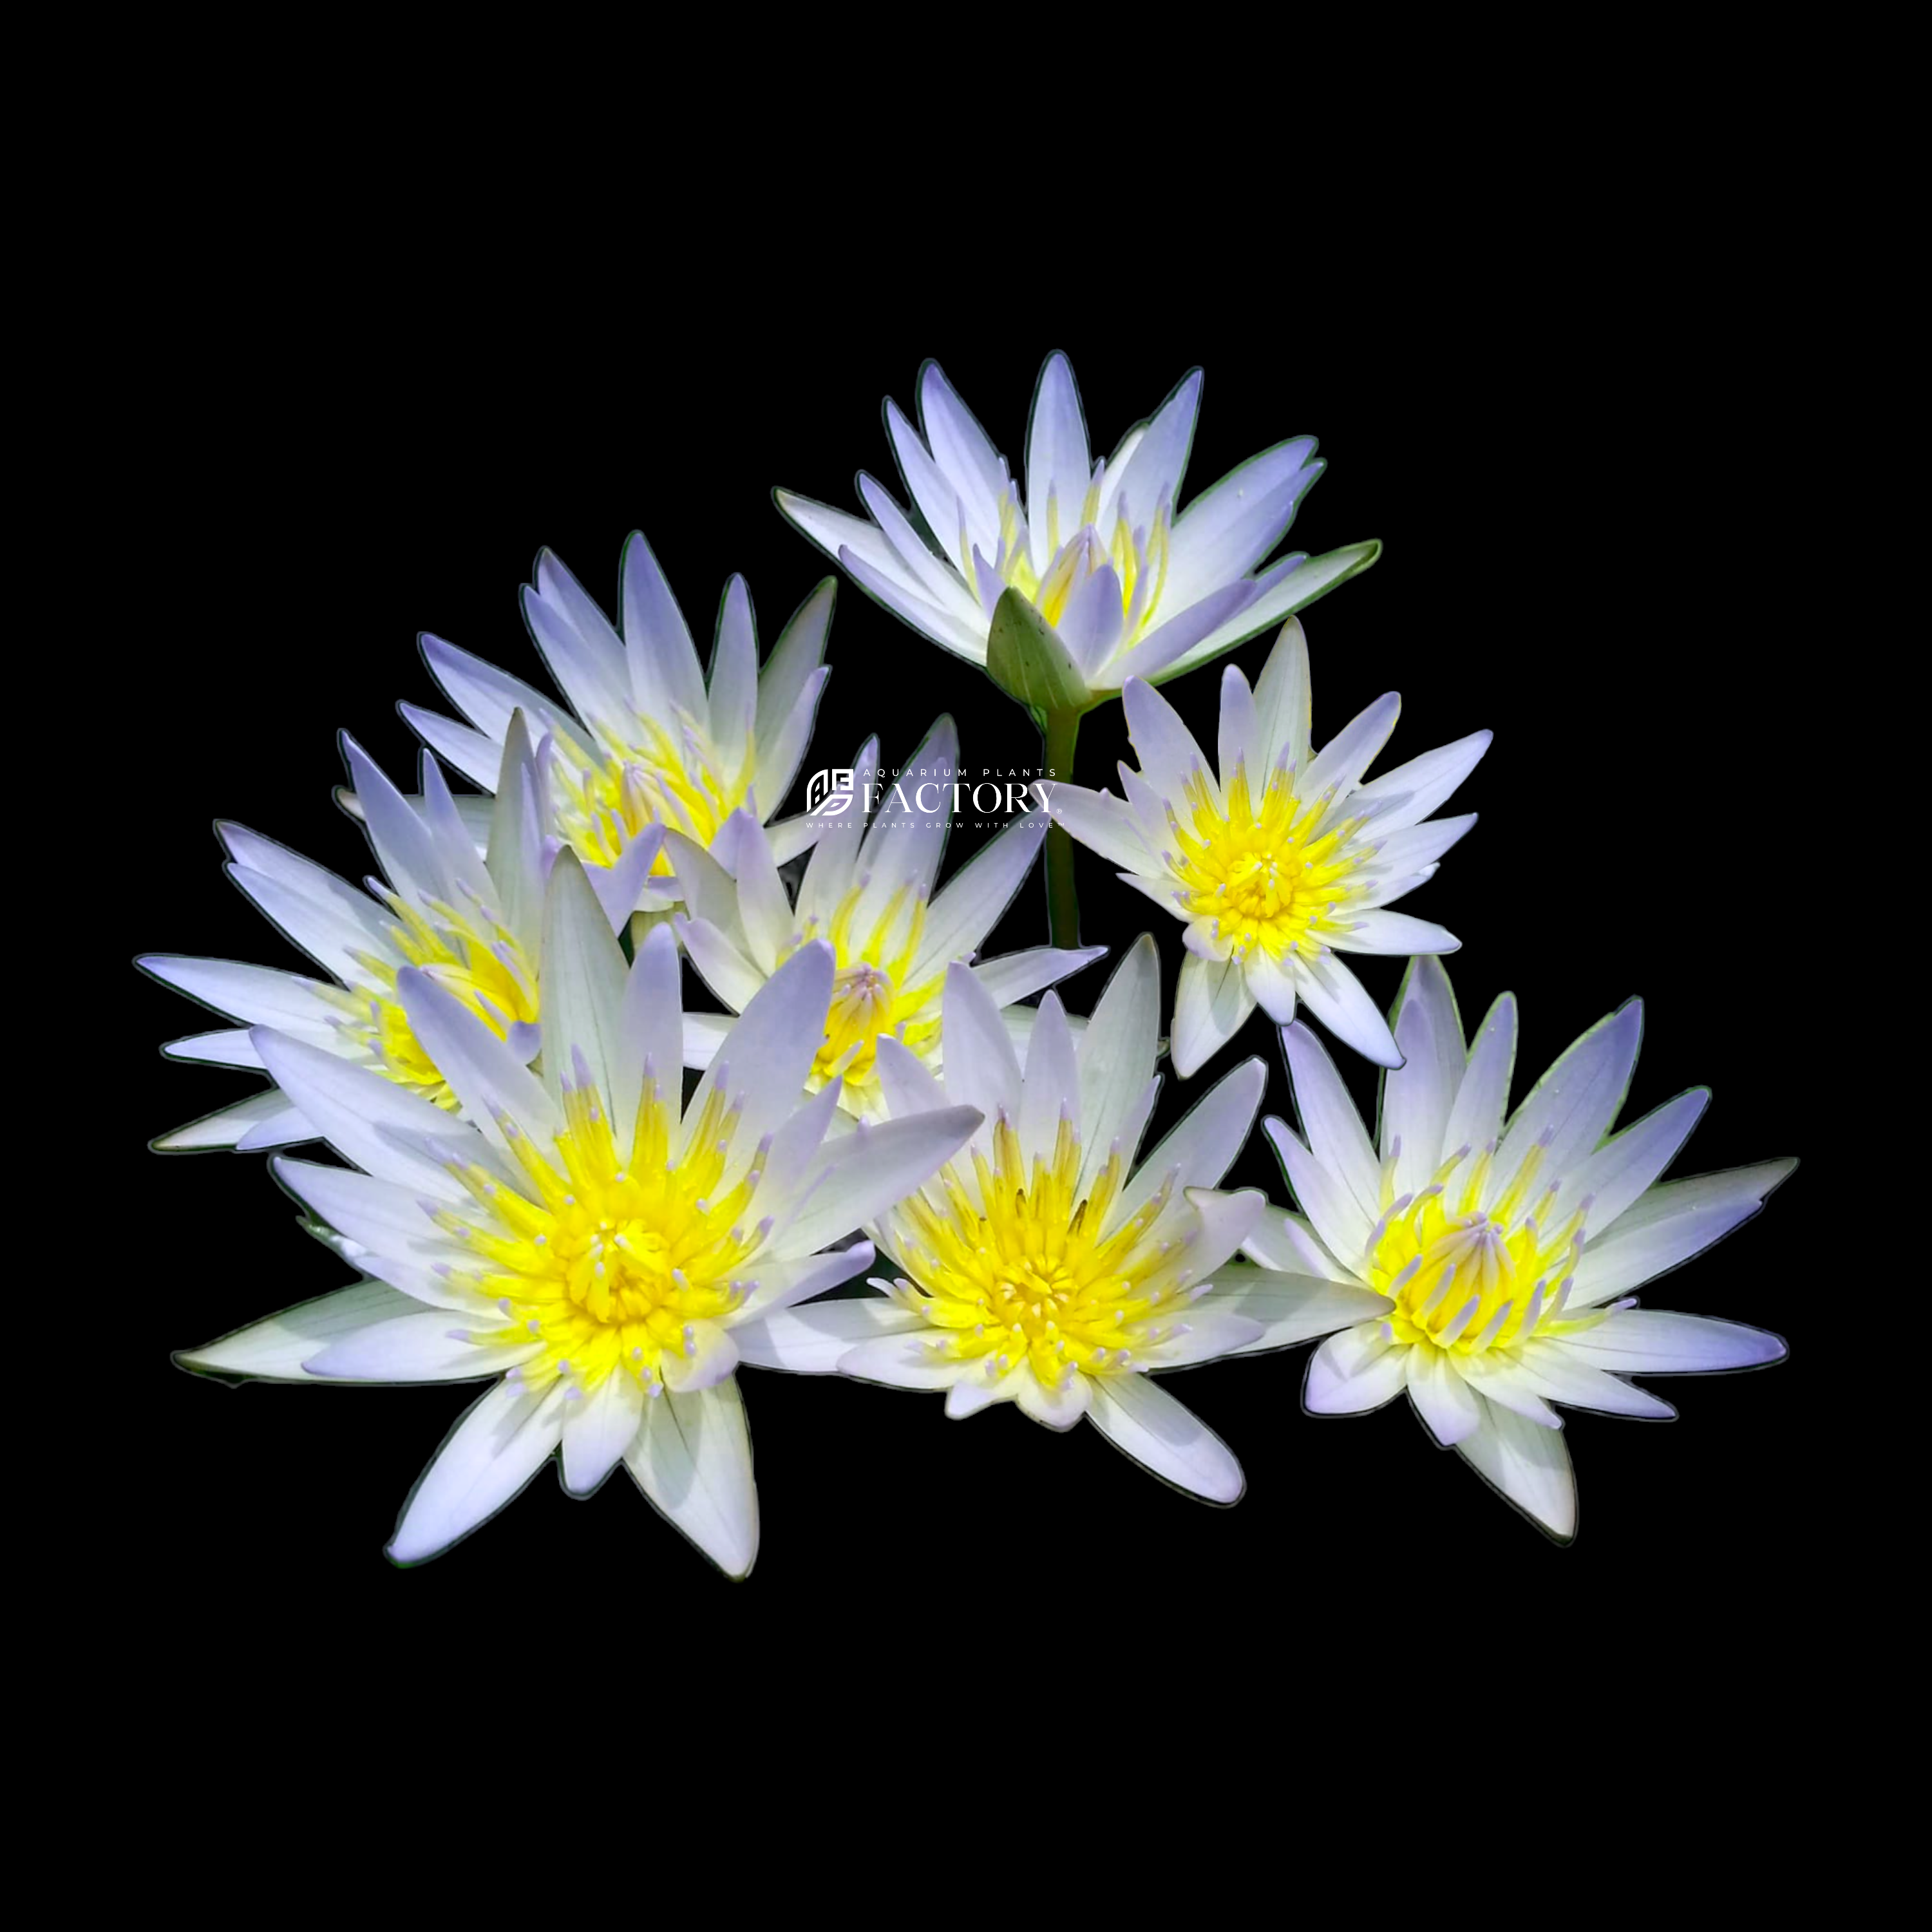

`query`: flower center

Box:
[1166,763,1368,963]
[345,891,538,1110]
[546,712,755,870]
[1364,1139,1609,1354]
[883,1113,1198,1392]
[440,1063,773,1395]
[781,878,943,1096]
[972,474,1173,651]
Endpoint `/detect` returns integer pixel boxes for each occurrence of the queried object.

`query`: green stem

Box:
[1042,706,1083,949]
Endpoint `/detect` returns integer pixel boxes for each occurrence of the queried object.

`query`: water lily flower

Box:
[734,938,1270,1503]
[776,352,1378,703]
[1249,957,1792,1540]
[1046,618,1490,1074]
[176,858,982,1573]
[140,720,603,1151]
[673,717,1101,1116]
[388,535,835,918]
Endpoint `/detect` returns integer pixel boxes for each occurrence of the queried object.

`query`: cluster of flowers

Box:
[149,356,1788,1573]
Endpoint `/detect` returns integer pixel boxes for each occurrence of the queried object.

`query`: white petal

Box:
[1112,1056,1264,1232]
[971,944,1106,1009]
[1141,1309,1266,1368]
[252,1028,480,1200]
[1296,954,1401,1068]
[138,955,335,1030]
[676,914,766,1013]
[396,967,556,1157]
[1122,676,1213,815]
[153,1089,313,1153]
[388,1381,567,1564]
[732,1295,923,1372]
[838,1330,967,1390]
[1303,1325,1406,1413]
[1566,1090,1710,1235]
[624,1378,758,1577]
[1025,352,1092,576]
[1350,731,1492,831]
[1045,782,1157,872]
[1383,956,1466,1192]
[939,960,1023,1139]
[620,529,706,722]
[1557,1309,1787,1374]
[1406,1345,1484,1445]
[1170,952,1256,1077]
[1087,1370,1243,1504]
[1281,1022,1379,1223]
[1494,999,1643,1197]
[1208,1263,1391,1352]
[1075,936,1160,1187]
[1264,1117,1372,1265]
[1017,992,1078,1166]
[307,1313,527,1383]
[1444,992,1519,1156]
[1512,1340,1677,1418]
[1239,1207,1354,1283]
[537,851,632,1119]
[911,811,1048,981]
[1336,910,1461,956]
[786,1106,982,1253]
[1570,1159,1795,1304]
[176,1282,420,1379]
[1302,692,1401,801]
[756,580,837,795]
[1014,1362,1094,1432]
[1455,1394,1577,1540]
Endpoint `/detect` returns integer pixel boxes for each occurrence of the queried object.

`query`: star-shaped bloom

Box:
[177,857,981,1573]
[736,938,1270,1502]
[777,352,1378,699]
[140,721,609,1151]
[1046,618,1490,1075]
[390,535,834,919]
[672,717,1101,1117]
[1246,958,1792,1541]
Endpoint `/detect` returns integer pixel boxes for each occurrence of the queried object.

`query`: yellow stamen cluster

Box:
[784,876,943,1092]
[446,1066,772,1395]
[547,714,755,871]
[1363,1137,1610,1356]
[341,891,538,1110]
[1167,762,1368,963]
[975,477,1173,653]
[883,1113,1197,1390]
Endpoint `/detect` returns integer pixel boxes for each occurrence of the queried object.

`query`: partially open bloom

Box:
[777,353,1378,699]
[674,717,1101,1115]
[1251,957,1792,1540]
[140,723,603,1151]
[177,858,981,1573]
[737,938,1269,1502]
[393,535,833,918]
[1048,618,1490,1074]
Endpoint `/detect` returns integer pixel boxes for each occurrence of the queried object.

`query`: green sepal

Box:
[987,587,1092,720]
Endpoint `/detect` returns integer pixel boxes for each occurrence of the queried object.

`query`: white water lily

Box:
[777,352,1378,698]
[390,535,834,917]
[1047,618,1490,1075]
[737,938,1270,1502]
[673,716,1101,1117]
[1247,957,1792,1541]
[177,858,981,1574]
[140,720,606,1151]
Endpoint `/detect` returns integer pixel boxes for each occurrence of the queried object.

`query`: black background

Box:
[127,307,1812,1666]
